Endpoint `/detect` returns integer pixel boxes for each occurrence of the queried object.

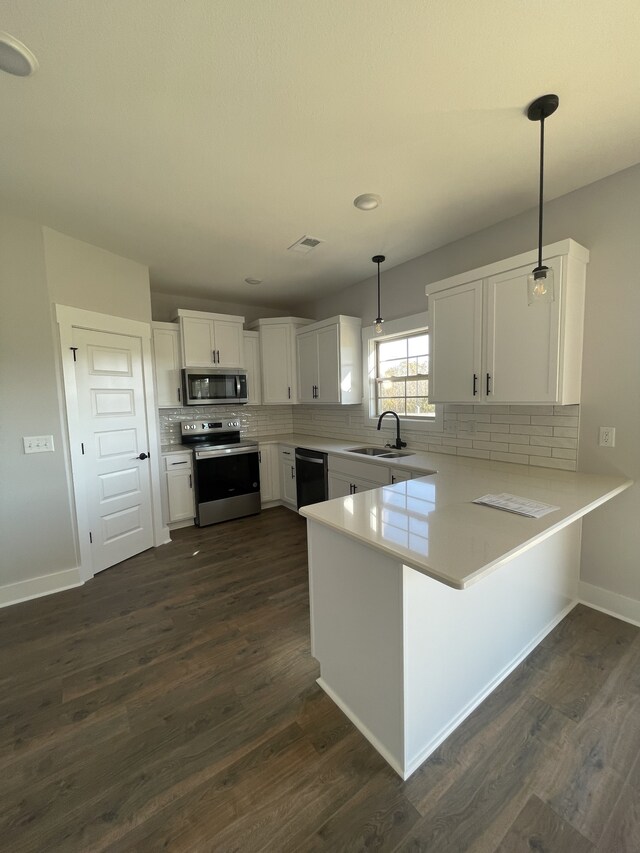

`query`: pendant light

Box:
[373,254,385,334]
[527,93,559,304]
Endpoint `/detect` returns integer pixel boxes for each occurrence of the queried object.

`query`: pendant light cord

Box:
[537,115,545,270]
[377,260,381,320]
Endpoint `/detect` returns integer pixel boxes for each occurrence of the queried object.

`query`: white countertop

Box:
[289,437,631,589]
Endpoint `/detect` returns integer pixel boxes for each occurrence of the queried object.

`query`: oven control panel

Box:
[182,421,240,433]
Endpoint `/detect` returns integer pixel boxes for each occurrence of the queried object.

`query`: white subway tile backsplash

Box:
[531,416,579,427]
[491,451,530,465]
[291,402,580,471]
[162,399,581,472]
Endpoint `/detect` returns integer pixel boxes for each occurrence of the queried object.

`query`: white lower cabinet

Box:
[389,469,412,484]
[327,454,389,499]
[279,446,297,507]
[163,452,195,524]
[258,443,280,503]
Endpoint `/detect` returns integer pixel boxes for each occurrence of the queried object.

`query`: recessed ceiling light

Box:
[244,277,262,285]
[0,32,38,77]
[353,193,381,211]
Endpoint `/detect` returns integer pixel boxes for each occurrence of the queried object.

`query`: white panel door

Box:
[73,328,154,572]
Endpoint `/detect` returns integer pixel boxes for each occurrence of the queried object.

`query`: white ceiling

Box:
[2,1,640,308]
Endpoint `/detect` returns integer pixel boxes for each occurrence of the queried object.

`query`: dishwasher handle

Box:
[295,452,325,464]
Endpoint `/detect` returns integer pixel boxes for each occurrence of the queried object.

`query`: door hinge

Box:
[89,531,93,544]
[70,347,78,362]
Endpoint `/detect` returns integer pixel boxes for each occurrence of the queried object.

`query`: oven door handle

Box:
[195,446,258,460]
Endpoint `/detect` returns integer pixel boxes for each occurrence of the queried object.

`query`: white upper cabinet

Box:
[152,322,182,408]
[243,331,261,405]
[296,316,362,404]
[247,317,313,404]
[173,309,244,369]
[426,240,588,405]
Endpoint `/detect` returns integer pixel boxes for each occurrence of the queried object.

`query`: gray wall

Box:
[0,214,78,586]
[0,215,155,591]
[294,164,640,604]
[151,291,285,325]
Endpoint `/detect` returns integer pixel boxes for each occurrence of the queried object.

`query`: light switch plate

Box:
[23,435,55,454]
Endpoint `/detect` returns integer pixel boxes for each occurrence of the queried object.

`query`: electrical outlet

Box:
[23,435,55,454]
[598,426,616,448]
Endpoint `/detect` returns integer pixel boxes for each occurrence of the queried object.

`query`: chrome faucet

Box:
[376,410,407,450]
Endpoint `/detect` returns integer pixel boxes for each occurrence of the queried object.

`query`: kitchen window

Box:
[363,312,443,432]
[374,330,435,418]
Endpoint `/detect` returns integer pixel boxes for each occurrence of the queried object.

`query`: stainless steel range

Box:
[180,420,260,527]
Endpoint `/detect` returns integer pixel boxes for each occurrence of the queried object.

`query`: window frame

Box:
[362,312,443,432]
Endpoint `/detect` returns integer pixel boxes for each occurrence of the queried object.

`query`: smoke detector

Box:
[0,32,38,77]
[287,235,324,254]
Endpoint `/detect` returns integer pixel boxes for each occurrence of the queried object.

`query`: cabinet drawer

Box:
[163,453,193,472]
[328,454,389,485]
[279,446,295,462]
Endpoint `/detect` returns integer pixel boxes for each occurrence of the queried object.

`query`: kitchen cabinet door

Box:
[316,324,340,402]
[167,469,194,521]
[328,472,352,499]
[296,329,318,403]
[213,319,244,368]
[181,316,216,368]
[429,280,483,404]
[243,331,262,405]
[280,458,297,506]
[258,443,279,503]
[261,324,296,403]
[152,324,182,408]
[484,259,561,403]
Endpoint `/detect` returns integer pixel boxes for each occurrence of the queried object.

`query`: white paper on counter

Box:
[472,493,560,518]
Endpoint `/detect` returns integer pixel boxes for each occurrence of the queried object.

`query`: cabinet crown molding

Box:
[425,239,589,297]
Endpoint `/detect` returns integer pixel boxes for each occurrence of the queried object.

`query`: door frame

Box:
[56,305,169,582]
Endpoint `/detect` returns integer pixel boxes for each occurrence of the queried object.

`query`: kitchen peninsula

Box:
[300,454,631,779]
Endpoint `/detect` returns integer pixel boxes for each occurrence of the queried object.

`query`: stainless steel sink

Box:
[347,446,415,458]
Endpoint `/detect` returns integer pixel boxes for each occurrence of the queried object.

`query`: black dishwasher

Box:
[295,448,328,508]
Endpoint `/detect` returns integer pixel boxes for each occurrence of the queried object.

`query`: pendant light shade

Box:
[527,94,559,304]
[372,255,385,334]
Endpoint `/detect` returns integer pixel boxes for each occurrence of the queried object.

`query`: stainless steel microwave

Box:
[181,369,248,405]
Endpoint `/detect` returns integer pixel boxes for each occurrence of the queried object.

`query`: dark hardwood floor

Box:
[1,506,638,852]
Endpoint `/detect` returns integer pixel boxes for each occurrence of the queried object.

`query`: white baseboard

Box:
[0,568,83,609]
[316,677,405,778]
[579,581,640,627]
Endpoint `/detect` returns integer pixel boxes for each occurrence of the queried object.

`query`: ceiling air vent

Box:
[287,235,324,254]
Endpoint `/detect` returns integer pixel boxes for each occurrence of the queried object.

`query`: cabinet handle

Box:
[177,386,181,402]
[473,374,478,396]
[170,460,188,465]
[189,474,192,488]
[349,483,353,494]
[391,475,396,484]
[282,450,291,455]
[212,350,216,363]
[288,386,291,399]
[258,451,262,463]
[217,349,220,363]
[486,373,491,395]
[353,484,357,493]
[291,466,295,479]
